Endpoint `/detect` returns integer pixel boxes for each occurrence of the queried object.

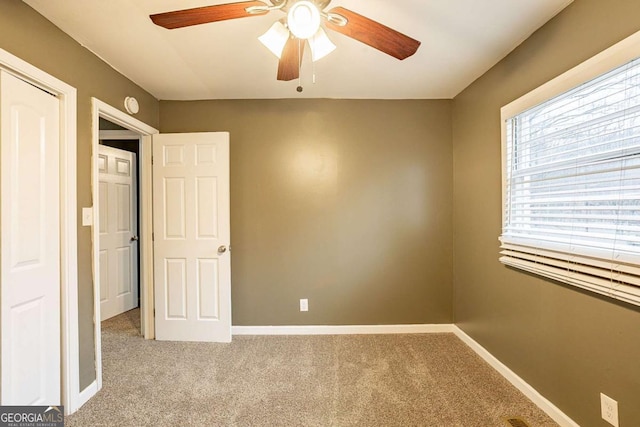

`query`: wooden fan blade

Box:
[150,1,268,29]
[325,7,421,60]
[277,37,305,81]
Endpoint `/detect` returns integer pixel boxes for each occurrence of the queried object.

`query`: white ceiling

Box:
[23,0,573,100]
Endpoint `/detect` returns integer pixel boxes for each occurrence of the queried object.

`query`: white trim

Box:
[453,327,580,427]
[232,324,456,335]
[90,98,158,402]
[139,134,155,340]
[77,381,98,409]
[0,48,79,414]
[99,129,140,140]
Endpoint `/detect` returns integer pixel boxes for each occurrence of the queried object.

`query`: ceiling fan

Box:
[150,0,421,83]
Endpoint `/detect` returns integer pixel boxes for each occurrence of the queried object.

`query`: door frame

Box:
[90,98,157,398]
[0,48,78,413]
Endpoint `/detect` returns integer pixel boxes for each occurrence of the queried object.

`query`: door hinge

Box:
[152,232,154,241]
[151,156,154,165]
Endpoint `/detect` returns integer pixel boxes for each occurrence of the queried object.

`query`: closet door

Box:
[1,70,61,405]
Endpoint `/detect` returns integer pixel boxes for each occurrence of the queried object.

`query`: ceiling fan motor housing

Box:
[271,0,331,9]
[287,1,322,39]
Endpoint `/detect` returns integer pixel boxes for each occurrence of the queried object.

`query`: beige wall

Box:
[0,0,160,389]
[452,0,640,425]
[161,99,453,326]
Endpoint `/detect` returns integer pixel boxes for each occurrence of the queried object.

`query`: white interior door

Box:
[153,132,231,342]
[0,71,60,405]
[98,145,139,321]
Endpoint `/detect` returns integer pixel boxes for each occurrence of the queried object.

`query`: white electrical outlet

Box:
[299,299,308,312]
[601,393,619,427]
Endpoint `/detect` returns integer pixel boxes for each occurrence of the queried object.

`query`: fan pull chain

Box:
[296,38,303,93]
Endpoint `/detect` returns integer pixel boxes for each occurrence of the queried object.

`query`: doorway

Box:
[89,98,157,402]
[87,100,232,406]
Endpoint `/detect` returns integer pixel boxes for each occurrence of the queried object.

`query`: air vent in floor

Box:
[504,417,530,427]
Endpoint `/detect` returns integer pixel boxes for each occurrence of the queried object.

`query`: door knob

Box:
[218,245,227,254]
[130,236,139,243]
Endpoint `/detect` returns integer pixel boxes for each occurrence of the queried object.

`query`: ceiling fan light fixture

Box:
[309,28,336,62]
[258,21,290,58]
[287,1,321,40]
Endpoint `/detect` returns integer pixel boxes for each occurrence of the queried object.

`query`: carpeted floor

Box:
[67,309,558,426]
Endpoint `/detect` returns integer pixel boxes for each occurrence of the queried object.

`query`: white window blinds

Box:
[500,56,640,306]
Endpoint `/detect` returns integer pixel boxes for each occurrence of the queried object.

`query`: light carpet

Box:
[67,309,558,426]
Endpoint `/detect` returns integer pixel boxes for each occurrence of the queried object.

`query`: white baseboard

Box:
[232,324,456,335]
[452,327,579,427]
[77,380,99,410]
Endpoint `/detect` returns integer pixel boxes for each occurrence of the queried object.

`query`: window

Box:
[500,33,640,306]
